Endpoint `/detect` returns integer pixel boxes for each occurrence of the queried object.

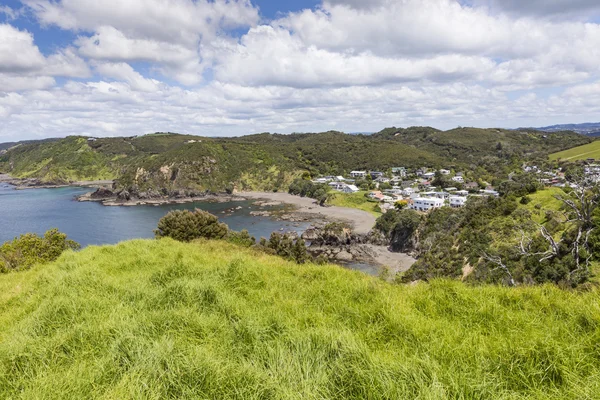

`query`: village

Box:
[312,167,500,213]
[311,161,595,214]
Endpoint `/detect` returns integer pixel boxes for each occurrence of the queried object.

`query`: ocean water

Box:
[0,184,310,247]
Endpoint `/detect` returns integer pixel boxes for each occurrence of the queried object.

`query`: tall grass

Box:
[0,239,599,399]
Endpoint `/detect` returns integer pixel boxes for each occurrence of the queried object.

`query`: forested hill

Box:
[0,127,591,192]
[372,126,591,164]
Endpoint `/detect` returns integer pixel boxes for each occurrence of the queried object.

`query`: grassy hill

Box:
[0,238,599,398]
[549,140,600,161]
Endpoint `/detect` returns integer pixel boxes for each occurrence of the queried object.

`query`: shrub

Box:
[155,209,228,242]
[0,229,80,273]
[226,229,256,247]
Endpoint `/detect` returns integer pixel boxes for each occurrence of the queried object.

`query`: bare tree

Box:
[482,253,516,287]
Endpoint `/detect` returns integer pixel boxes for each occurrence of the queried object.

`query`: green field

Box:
[549,140,600,161]
[0,238,599,398]
[328,191,383,216]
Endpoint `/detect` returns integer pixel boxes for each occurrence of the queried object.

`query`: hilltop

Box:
[0,238,599,398]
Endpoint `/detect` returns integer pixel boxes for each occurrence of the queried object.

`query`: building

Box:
[452,175,464,183]
[439,169,451,175]
[328,182,346,191]
[423,172,436,179]
[341,184,359,193]
[350,171,367,178]
[449,196,468,208]
[455,190,469,196]
[391,167,407,177]
[370,171,384,179]
[411,197,445,212]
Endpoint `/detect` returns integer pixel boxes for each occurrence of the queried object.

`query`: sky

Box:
[1,0,600,141]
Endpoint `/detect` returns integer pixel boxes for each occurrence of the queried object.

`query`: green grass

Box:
[0,239,599,399]
[329,191,383,216]
[519,187,564,224]
[549,140,600,161]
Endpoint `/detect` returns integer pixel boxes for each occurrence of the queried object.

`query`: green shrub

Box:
[226,229,256,247]
[155,209,228,242]
[0,229,80,273]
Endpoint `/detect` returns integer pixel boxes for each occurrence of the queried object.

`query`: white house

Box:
[313,178,329,184]
[423,172,436,179]
[411,197,445,212]
[401,187,414,196]
[341,184,359,193]
[350,171,367,178]
[439,169,451,175]
[328,182,346,191]
[452,175,464,183]
[455,190,469,196]
[449,196,468,208]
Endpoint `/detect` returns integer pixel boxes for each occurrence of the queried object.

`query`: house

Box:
[411,197,445,212]
[464,182,479,190]
[328,182,346,191]
[374,176,390,183]
[449,196,468,208]
[480,189,500,197]
[439,169,451,175]
[391,167,407,177]
[455,190,469,196]
[370,171,384,179]
[350,171,367,178]
[444,187,458,192]
[423,172,436,179]
[401,187,414,196]
[313,178,329,184]
[367,191,383,200]
[452,175,464,183]
[341,185,359,193]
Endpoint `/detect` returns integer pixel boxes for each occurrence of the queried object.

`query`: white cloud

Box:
[94,62,161,92]
[0,24,46,73]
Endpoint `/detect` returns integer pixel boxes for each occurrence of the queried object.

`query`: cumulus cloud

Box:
[24,0,260,84]
[1,0,600,141]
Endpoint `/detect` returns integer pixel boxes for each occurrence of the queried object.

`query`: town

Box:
[311,161,593,213]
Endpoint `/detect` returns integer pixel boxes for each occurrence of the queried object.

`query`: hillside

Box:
[373,126,591,164]
[0,127,591,194]
[0,239,598,398]
[532,122,600,137]
[549,140,600,161]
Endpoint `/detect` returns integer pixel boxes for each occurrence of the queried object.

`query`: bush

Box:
[520,196,532,205]
[0,229,80,273]
[226,229,256,247]
[155,209,229,242]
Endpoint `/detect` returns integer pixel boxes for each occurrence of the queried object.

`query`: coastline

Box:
[0,174,114,190]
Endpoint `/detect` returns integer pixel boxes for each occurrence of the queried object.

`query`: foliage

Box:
[0,229,79,272]
[288,178,331,205]
[258,232,310,264]
[154,209,228,242]
[226,229,256,248]
[0,239,599,398]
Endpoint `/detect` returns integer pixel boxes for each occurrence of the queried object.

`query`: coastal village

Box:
[313,162,587,213]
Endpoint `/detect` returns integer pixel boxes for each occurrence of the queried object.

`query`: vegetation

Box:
[0,239,599,398]
[155,209,229,242]
[0,229,79,273]
[288,178,331,205]
[549,140,600,161]
[328,191,382,216]
[1,127,589,193]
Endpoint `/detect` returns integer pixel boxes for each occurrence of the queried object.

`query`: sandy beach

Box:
[242,191,377,234]
[241,191,416,273]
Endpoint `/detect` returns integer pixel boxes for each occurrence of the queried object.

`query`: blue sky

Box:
[1,0,600,141]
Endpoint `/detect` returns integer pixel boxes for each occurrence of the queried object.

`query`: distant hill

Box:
[0,127,591,193]
[0,138,60,152]
[526,122,600,137]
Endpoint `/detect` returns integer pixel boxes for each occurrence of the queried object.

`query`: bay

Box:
[0,183,310,247]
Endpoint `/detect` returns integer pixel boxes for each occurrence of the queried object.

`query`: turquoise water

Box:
[0,184,310,247]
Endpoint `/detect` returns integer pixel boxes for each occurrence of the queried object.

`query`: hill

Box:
[531,122,600,137]
[0,127,590,194]
[373,126,591,164]
[0,238,599,398]
[549,140,600,161]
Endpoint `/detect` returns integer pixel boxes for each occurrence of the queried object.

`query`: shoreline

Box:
[0,174,114,190]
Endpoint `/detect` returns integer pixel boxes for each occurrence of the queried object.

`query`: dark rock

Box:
[90,187,114,199]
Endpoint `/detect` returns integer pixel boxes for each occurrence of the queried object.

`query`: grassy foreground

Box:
[549,140,600,161]
[0,239,599,399]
